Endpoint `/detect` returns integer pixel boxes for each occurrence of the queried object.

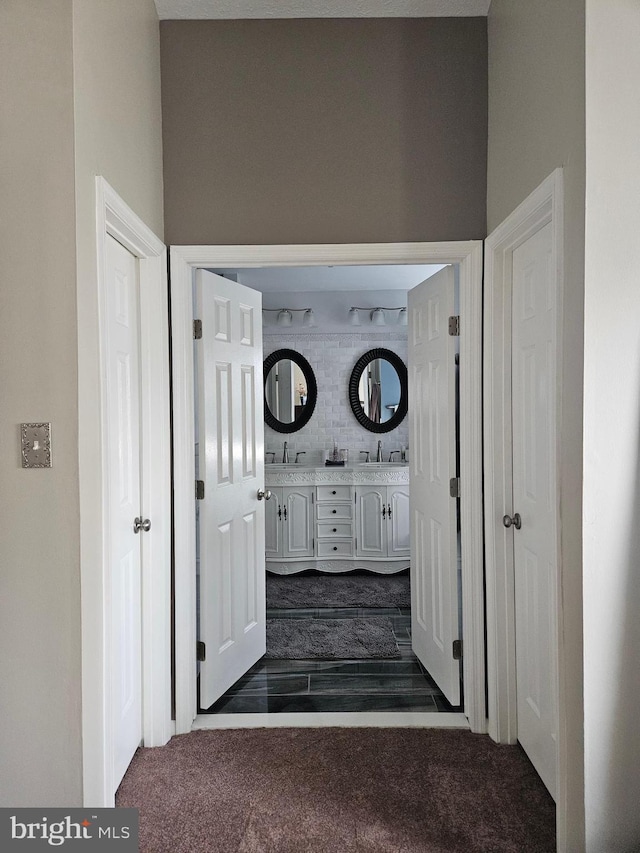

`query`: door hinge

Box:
[449,477,460,499]
[196,479,205,500]
[193,319,203,340]
[448,315,460,336]
[453,639,463,660]
[196,641,206,662]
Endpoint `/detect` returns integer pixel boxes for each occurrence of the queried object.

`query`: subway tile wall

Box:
[264,332,409,465]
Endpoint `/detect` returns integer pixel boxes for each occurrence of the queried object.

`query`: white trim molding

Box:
[171,241,486,737]
[483,169,564,779]
[81,178,172,807]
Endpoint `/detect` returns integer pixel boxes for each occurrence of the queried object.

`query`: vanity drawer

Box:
[316,485,352,503]
[317,540,354,558]
[317,504,353,521]
[317,521,353,539]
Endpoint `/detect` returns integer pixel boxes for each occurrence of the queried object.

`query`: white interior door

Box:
[105,234,143,790]
[408,265,460,705]
[196,270,266,709]
[511,221,558,798]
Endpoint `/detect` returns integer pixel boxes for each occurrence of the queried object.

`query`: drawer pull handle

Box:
[333,546,338,551]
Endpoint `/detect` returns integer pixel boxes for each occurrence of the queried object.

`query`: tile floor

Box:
[200,606,463,714]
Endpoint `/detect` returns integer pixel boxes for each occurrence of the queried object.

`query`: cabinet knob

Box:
[332,490,337,495]
[332,528,337,532]
[333,546,338,551]
[332,509,337,514]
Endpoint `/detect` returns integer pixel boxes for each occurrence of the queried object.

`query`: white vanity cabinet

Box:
[264,486,314,560]
[355,484,410,559]
[265,466,409,575]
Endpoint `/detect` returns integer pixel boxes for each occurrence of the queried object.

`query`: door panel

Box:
[105,234,142,790]
[196,270,265,709]
[408,266,460,705]
[356,488,387,557]
[387,486,410,557]
[282,488,314,557]
[511,221,558,799]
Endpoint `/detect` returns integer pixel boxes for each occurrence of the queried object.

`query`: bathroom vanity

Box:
[264,464,410,575]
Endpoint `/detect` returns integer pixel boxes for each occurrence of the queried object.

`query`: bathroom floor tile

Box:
[199,600,462,716]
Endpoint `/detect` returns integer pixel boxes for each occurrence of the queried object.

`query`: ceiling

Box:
[208,264,446,293]
[154,1,491,20]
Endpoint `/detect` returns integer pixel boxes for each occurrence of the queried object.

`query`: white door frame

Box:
[171,241,485,735]
[80,178,173,807]
[483,170,564,772]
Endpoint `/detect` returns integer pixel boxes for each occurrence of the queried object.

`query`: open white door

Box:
[408,265,460,705]
[196,270,266,709]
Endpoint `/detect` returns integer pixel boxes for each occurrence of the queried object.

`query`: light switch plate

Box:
[21,423,52,468]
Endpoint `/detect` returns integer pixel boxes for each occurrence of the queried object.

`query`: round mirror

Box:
[348,348,408,433]
[264,349,317,433]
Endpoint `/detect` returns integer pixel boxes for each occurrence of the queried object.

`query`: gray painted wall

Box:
[0,0,81,807]
[0,0,164,807]
[160,18,487,245]
[583,3,640,849]
[487,2,586,848]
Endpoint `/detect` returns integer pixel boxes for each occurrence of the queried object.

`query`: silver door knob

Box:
[257,489,272,501]
[133,516,151,533]
[502,513,521,530]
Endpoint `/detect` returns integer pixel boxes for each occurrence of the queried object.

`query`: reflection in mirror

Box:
[264,349,317,434]
[265,359,307,425]
[349,348,407,434]
[357,358,401,424]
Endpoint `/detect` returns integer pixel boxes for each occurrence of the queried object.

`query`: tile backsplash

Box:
[264,331,409,465]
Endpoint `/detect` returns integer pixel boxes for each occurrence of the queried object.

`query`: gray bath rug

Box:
[266,573,410,609]
[265,616,401,659]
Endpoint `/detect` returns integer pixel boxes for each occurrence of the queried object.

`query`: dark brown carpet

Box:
[116,728,556,853]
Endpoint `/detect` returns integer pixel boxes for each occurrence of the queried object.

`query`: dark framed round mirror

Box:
[348,348,408,433]
[264,349,317,433]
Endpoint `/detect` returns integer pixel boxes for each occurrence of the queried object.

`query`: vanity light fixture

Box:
[348,306,408,326]
[263,307,316,327]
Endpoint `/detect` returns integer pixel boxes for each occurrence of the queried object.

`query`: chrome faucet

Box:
[376,440,383,462]
[282,441,289,463]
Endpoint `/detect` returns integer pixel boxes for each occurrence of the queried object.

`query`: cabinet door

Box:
[282,487,314,558]
[387,485,410,557]
[356,487,387,557]
[265,487,282,558]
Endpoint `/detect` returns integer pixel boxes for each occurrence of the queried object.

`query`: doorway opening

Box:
[194,262,462,716]
[169,241,484,736]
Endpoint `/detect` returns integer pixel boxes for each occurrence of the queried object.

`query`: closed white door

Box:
[196,270,266,709]
[408,266,460,705]
[511,221,558,798]
[105,234,143,790]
